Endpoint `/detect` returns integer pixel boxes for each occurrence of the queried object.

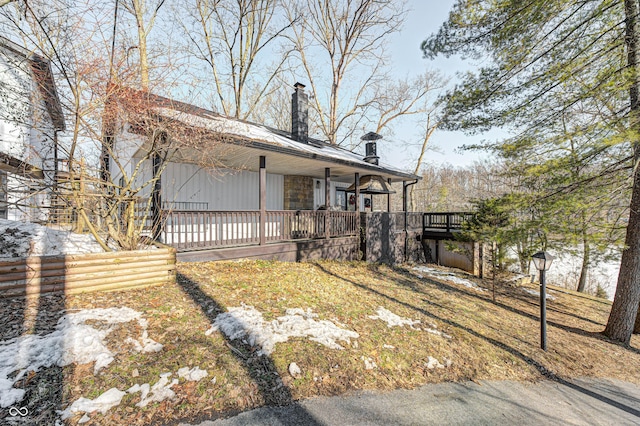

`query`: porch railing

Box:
[423,212,474,233]
[162,210,359,250]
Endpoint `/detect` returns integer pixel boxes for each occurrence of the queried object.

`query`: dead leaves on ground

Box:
[2,260,639,425]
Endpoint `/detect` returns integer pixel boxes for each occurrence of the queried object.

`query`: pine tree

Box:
[423,0,640,343]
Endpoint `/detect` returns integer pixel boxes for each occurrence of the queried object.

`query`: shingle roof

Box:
[111,85,420,182]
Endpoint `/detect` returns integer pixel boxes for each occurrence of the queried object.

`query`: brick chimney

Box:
[291,82,308,143]
[362,131,382,165]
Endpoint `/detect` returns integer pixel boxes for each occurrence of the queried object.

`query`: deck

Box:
[156,210,474,263]
[421,212,474,240]
[161,210,359,251]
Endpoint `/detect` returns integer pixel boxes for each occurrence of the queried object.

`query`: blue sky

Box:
[382,0,495,170]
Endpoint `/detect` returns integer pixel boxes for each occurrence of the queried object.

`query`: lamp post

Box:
[532,251,554,351]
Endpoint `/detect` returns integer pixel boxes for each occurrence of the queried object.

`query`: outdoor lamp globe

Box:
[532,251,554,271]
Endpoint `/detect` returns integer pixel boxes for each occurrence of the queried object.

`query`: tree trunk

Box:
[635,301,640,334]
[518,242,528,274]
[577,238,589,293]
[604,0,640,344]
[609,172,640,342]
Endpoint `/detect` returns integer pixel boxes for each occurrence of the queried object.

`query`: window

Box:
[335,188,347,211]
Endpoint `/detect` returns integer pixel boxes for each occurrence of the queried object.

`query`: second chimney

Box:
[291,82,308,143]
[362,131,382,165]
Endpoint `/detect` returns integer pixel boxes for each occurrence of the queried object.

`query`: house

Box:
[0,36,65,222]
[104,83,425,262]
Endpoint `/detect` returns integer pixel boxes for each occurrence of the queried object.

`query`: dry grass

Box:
[1,259,639,425]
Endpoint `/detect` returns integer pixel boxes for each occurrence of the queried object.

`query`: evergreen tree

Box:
[423,0,640,343]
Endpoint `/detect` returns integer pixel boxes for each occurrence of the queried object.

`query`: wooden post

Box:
[76,159,86,233]
[325,168,330,239]
[259,156,266,245]
[152,150,162,241]
[354,173,360,212]
[403,181,408,262]
[387,178,392,212]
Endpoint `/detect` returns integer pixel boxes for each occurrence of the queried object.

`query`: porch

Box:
[161,210,479,273]
[162,209,361,263]
[162,209,359,250]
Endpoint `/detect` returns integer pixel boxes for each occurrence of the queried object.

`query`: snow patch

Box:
[61,366,209,420]
[59,388,126,420]
[522,288,556,301]
[368,307,420,328]
[125,329,164,353]
[0,307,161,408]
[128,372,178,408]
[423,327,452,339]
[425,356,444,369]
[413,266,485,291]
[288,362,302,378]
[368,307,451,339]
[206,304,359,355]
[361,356,377,370]
[0,219,105,259]
[177,366,208,382]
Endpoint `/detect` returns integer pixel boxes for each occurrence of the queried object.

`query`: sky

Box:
[381,0,495,170]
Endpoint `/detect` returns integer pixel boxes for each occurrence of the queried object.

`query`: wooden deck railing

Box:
[423,212,474,233]
[162,210,359,250]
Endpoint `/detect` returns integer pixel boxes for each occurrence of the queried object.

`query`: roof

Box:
[0,36,65,131]
[111,86,420,183]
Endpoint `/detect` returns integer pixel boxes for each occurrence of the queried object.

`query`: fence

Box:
[162,210,360,250]
[0,248,176,298]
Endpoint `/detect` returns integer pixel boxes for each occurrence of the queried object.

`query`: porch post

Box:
[402,181,407,212]
[402,181,408,262]
[259,156,266,245]
[354,173,360,212]
[387,178,392,212]
[325,167,330,239]
[151,136,163,242]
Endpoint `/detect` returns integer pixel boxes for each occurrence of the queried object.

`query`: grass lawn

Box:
[2,260,639,425]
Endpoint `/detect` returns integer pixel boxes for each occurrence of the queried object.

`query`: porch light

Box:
[532,251,554,351]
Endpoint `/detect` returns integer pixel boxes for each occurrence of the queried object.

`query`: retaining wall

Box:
[0,248,176,298]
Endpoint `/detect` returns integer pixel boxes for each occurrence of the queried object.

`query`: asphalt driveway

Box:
[180,377,640,426]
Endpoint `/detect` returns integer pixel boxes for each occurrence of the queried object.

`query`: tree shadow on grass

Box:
[312,263,640,419]
[372,265,638,353]
[173,272,321,425]
[0,272,68,425]
[511,294,606,327]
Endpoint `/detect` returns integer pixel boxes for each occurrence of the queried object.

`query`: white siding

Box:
[0,50,31,163]
[4,173,48,222]
[0,46,55,171]
[162,162,283,210]
[0,43,56,222]
[109,129,146,185]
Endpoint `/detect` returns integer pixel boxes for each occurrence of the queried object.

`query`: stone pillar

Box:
[283,176,314,210]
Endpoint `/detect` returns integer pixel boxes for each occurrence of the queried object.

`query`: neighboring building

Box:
[104,83,422,261]
[0,36,65,222]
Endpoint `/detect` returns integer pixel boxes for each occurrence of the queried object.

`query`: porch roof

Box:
[119,87,420,184]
